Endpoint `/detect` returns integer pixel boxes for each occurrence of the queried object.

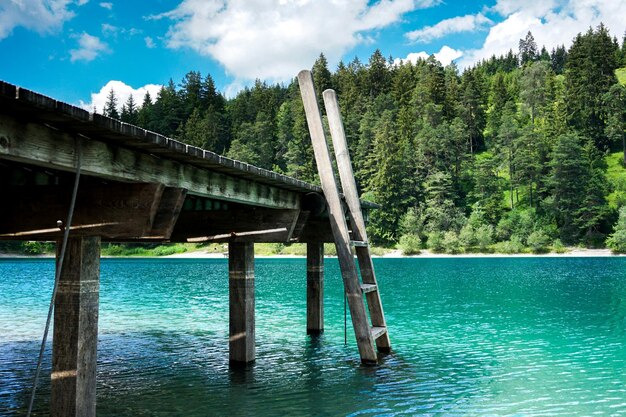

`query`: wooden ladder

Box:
[297,70,390,364]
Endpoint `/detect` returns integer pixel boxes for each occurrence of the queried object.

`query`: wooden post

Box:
[306,243,324,335]
[51,236,100,417]
[229,242,255,364]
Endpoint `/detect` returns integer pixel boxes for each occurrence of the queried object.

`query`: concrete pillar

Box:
[306,243,324,335]
[229,242,255,364]
[51,236,100,417]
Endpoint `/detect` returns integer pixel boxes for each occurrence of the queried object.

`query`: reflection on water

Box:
[1,257,626,416]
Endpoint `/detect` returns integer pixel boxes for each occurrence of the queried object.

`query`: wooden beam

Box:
[306,243,324,335]
[0,183,167,240]
[146,187,187,239]
[295,218,335,243]
[229,242,255,364]
[171,207,300,243]
[188,227,287,243]
[0,114,300,209]
[51,236,100,417]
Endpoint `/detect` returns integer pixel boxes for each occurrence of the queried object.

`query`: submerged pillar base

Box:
[51,236,100,417]
[229,242,255,364]
[306,243,324,335]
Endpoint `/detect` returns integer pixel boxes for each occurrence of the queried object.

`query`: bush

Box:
[442,231,461,254]
[22,241,52,255]
[475,225,494,251]
[607,206,626,253]
[398,234,421,255]
[152,245,187,256]
[552,239,567,253]
[426,231,445,253]
[458,223,476,248]
[527,230,551,253]
[494,236,525,254]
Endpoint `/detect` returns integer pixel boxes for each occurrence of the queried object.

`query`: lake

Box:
[1,257,626,416]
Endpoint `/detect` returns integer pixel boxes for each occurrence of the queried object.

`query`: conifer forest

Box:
[103,25,626,253]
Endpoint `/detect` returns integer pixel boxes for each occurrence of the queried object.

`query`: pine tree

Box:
[366,110,410,243]
[137,91,153,129]
[103,88,119,119]
[120,94,138,125]
[565,24,619,150]
[519,31,538,66]
[603,83,626,162]
[312,53,332,106]
[550,45,568,74]
[520,61,550,126]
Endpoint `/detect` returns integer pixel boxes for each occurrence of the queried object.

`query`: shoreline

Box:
[1,248,623,259]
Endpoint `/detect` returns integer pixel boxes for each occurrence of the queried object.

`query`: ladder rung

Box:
[371,326,387,340]
[350,240,368,247]
[360,283,377,294]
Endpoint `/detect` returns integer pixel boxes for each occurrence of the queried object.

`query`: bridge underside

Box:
[0,81,368,416]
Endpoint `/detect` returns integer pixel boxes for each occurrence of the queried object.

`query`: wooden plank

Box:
[187,227,288,243]
[370,326,387,340]
[360,284,377,294]
[0,183,164,240]
[298,70,377,364]
[51,236,100,417]
[171,207,300,242]
[229,242,255,364]
[0,113,300,209]
[147,187,187,239]
[324,89,391,353]
[306,243,324,335]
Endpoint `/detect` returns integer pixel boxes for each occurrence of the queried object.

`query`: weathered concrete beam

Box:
[0,114,300,209]
[51,236,100,417]
[229,242,255,364]
[306,243,324,335]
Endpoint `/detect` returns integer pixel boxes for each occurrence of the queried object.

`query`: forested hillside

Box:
[104,24,626,253]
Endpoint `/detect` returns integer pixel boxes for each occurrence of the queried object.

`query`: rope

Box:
[26,140,82,417]
[344,293,347,345]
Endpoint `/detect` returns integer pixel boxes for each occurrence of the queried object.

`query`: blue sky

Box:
[0,0,624,112]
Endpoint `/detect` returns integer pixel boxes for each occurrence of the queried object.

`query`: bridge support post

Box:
[306,243,324,335]
[229,242,255,364]
[51,236,100,417]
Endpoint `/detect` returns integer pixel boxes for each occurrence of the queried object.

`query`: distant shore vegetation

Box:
[4,24,626,256]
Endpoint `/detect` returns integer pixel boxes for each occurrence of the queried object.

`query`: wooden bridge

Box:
[0,76,388,417]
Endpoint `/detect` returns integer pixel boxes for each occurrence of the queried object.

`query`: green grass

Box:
[616,67,626,86]
[605,151,626,209]
[101,243,204,257]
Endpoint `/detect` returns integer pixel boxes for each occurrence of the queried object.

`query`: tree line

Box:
[102,24,626,253]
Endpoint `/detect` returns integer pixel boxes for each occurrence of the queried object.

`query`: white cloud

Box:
[406,13,492,43]
[0,0,79,40]
[394,45,463,66]
[144,36,156,48]
[101,23,117,35]
[99,2,112,10]
[459,0,626,68]
[80,80,163,114]
[69,32,109,62]
[157,0,439,86]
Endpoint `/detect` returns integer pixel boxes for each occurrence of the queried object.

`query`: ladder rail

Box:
[323,89,391,352]
[322,89,369,243]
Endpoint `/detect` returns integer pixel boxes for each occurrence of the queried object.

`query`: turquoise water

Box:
[1,257,626,416]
